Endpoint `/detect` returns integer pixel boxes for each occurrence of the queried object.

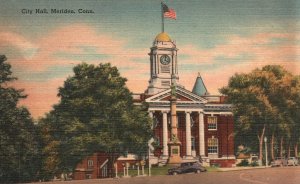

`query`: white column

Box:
[148,111,154,158]
[185,111,192,156]
[199,112,205,156]
[156,55,159,74]
[149,111,154,129]
[162,111,169,156]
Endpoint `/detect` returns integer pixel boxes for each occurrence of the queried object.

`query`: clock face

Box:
[160,55,171,65]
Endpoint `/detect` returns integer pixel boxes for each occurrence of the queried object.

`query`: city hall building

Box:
[134,32,236,167]
[74,32,236,180]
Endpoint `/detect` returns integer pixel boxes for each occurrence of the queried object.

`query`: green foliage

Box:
[236,159,249,166]
[0,55,41,183]
[250,161,259,167]
[220,65,300,159]
[39,63,152,177]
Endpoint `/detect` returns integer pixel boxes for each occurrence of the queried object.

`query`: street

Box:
[37,166,300,184]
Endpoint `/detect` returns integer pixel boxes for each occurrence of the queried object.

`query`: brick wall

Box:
[204,114,234,158]
[74,153,98,180]
[210,159,236,167]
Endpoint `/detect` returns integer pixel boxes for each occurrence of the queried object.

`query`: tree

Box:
[40,63,152,178]
[260,66,300,159]
[0,55,41,183]
[220,65,300,163]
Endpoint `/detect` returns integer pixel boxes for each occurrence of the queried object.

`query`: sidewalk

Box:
[219,166,270,172]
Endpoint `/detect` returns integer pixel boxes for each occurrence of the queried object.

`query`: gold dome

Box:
[155,32,171,42]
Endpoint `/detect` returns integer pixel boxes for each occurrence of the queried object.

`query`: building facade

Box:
[134,32,236,167]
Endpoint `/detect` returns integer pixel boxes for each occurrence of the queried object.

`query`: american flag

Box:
[162,2,176,20]
[164,8,176,19]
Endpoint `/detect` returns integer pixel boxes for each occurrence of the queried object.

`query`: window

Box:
[161,80,170,86]
[191,137,195,151]
[87,160,93,169]
[161,65,170,73]
[207,116,217,130]
[208,137,218,154]
[101,164,108,177]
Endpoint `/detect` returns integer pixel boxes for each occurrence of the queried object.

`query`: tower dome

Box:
[155,32,172,42]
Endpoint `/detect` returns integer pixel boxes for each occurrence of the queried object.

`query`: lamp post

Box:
[148,138,154,176]
[264,136,268,167]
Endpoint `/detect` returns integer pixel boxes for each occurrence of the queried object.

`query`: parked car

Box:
[271,157,288,167]
[287,157,299,166]
[168,161,207,175]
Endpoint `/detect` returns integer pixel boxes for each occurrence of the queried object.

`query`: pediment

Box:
[145,86,208,104]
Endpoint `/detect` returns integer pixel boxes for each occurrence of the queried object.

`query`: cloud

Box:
[1,24,149,72]
[2,23,151,118]
[0,32,38,59]
[2,25,299,118]
[179,32,300,94]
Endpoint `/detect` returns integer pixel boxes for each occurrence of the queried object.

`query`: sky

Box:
[0,0,299,119]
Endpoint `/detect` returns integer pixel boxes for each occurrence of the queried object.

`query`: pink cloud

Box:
[2,24,149,72]
[1,24,149,118]
[179,32,300,94]
[3,25,300,118]
[181,32,299,65]
[0,32,36,50]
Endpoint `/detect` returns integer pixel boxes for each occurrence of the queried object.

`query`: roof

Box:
[192,73,209,96]
[155,32,171,42]
[145,85,208,104]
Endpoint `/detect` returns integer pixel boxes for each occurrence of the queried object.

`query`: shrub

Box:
[237,159,249,166]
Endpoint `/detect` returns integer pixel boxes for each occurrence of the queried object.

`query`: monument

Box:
[167,78,182,164]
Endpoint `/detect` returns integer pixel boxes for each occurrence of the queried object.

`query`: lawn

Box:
[117,165,220,177]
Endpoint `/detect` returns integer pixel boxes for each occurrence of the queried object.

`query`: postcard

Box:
[0,0,299,183]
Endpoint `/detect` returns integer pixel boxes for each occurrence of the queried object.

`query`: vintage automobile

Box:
[271,157,288,167]
[287,157,299,166]
[168,161,207,175]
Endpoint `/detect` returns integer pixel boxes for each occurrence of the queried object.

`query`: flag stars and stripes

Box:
[162,2,176,20]
[164,8,176,19]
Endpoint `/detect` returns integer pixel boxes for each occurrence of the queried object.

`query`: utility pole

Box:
[264,137,268,167]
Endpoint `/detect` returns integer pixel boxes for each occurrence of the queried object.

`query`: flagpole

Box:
[161,2,164,32]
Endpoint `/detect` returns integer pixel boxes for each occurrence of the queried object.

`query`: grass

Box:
[205,166,221,172]
[117,165,220,177]
[122,165,172,176]
[150,165,173,176]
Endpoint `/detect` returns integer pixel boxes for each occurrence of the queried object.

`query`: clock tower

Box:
[146,32,179,95]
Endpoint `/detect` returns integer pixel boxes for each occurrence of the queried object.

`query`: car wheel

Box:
[196,170,201,174]
[172,172,178,175]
